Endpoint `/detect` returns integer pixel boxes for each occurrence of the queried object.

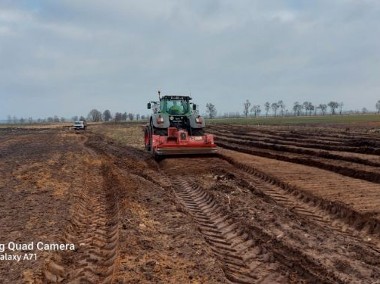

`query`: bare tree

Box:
[7,115,12,124]
[376,100,380,114]
[114,112,123,122]
[278,100,285,116]
[250,105,261,117]
[72,116,79,121]
[271,103,279,116]
[243,100,251,117]
[303,101,314,116]
[128,113,134,121]
[88,109,102,122]
[293,102,302,116]
[264,102,270,116]
[339,102,344,115]
[206,103,217,118]
[103,110,112,122]
[328,101,339,115]
[136,114,140,120]
[121,112,127,121]
[318,104,327,115]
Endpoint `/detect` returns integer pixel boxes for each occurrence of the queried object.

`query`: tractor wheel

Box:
[144,127,151,151]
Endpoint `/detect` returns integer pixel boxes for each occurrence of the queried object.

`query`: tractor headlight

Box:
[157,115,164,124]
[195,116,203,124]
[169,116,174,121]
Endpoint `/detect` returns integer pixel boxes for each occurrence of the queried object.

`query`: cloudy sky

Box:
[1,0,379,120]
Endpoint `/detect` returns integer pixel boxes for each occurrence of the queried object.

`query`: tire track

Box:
[219,154,380,241]
[172,178,286,284]
[42,163,120,283]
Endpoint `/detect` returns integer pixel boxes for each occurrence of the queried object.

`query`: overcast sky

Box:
[1,0,380,120]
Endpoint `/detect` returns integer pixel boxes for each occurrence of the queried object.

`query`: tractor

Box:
[144,91,217,158]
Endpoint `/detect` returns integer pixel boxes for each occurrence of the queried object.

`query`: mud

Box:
[0,123,380,283]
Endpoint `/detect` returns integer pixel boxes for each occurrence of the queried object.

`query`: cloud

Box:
[1,0,380,119]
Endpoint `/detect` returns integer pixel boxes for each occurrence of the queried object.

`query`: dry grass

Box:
[90,123,145,150]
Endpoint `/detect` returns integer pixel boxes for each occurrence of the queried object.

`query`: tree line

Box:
[5,109,146,124]
[86,109,145,122]
[205,100,380,119]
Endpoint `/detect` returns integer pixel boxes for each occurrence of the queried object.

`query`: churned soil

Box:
[0,122,380,283]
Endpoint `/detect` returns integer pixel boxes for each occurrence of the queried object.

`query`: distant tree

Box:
[376,100,380,114]
[20,117,25,124]
[271,102,279,116]
[243,100,251,117]
[128,113,134,121]
[278,100,285,116]
[328,101,339,115]
[7,115,12,124]
[303,101,314,116]
[293,102,302,116]
[338,102,344,115]
[103,110,112,122]
[206,103,217,119]
[136,114,140,120]
[72,116,79,121]
[264,102,270,117]
[250,105,261,117]
[53,115,60,122]
[122,112,127,121]
[12,116,17,124]
[79,116,86,121]
[114,112,123,122]
[141,115,146,120]
[88,109,102,122]
[362,107,368,114]
[318,104,327,115]
[60,117,65,123]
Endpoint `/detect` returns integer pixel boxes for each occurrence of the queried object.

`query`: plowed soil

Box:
[1,123,380,283]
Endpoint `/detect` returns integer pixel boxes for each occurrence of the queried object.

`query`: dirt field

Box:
[1,122,380,283]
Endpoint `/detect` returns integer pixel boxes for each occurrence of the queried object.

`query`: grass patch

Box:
[206,114,380,126]
[90,123,145,149]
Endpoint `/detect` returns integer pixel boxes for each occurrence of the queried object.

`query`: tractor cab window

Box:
[165,100,188,115]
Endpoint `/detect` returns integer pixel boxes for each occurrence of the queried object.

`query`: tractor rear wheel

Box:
[144,126,151,151]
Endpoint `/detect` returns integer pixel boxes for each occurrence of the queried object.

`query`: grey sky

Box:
[1,0,379,120]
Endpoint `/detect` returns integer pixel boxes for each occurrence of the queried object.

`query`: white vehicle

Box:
[73,121,86,130]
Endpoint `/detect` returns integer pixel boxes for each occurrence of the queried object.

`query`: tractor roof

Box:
[161,95,192,101]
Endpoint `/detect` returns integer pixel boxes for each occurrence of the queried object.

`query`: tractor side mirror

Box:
[147,103,151,109]
[193,104,197,110]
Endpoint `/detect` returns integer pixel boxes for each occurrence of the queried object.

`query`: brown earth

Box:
[0,123,380,283]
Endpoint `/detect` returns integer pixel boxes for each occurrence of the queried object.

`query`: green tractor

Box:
[144,91,217,157]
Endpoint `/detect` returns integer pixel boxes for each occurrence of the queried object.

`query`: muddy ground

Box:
[0,123,380,283]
